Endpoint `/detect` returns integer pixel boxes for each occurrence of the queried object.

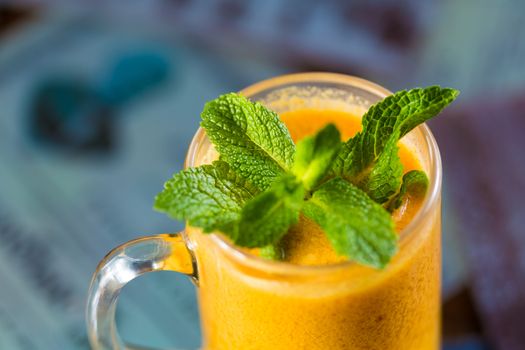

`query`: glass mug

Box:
[86,73,442,350]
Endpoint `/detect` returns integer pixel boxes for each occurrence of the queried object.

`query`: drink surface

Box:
[187,108,440,350]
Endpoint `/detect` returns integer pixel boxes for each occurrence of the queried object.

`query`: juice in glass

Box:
[185,74,441,349]
[86,73,442,350]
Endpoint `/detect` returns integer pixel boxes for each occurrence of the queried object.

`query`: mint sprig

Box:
[155,87,458,268]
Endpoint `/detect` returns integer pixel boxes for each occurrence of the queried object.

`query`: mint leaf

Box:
[332,86,459,184]
[303,178,397,268]
[292,123,341,191]
[236,174,304,248]
[362,130,404,203]
[201,93,295,191]
[154,160,258,234]
[387,170,429,211]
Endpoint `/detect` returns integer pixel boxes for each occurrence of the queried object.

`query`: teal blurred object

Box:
[28,52,169,152]
[100,52,170,105]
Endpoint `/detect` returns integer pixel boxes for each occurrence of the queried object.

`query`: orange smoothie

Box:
[187,109,441,349]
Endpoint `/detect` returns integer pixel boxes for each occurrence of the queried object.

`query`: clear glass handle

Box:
[86,233,197,350]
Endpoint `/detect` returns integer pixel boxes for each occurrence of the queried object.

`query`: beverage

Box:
[87,73,445,350]
[188,108,440,350]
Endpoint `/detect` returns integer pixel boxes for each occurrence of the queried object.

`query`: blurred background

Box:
[0,1,524,349]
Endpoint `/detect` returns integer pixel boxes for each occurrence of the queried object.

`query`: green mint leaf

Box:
[387,170,429,211]
[292,123,341,191]
[236,174,305,248]
[201,93,295,191]
[154,160,258,235]
[361,131,404,203]
[332,86,459,182]
[303,178,397,268]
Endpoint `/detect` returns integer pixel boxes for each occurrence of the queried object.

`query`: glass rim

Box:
[185,72,442,275]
